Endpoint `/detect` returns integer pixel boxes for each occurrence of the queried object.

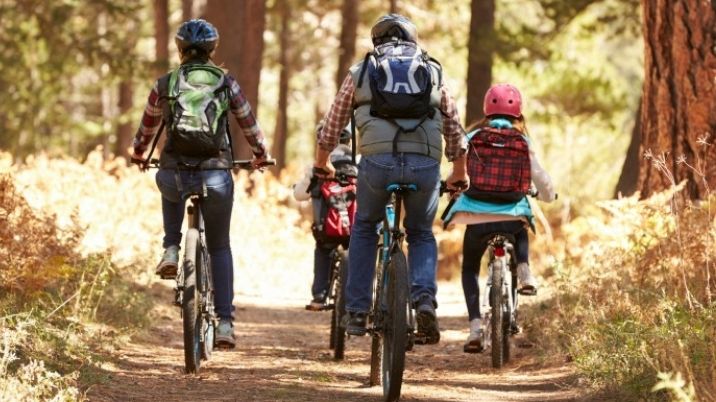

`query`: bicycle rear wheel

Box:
[182,229,202,373]
[490,260,505,369]
[381,249,408,402]
[333,250,348,360]
[198,244,214,361]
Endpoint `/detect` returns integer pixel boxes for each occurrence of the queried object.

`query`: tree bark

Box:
[115,80,134,158]
[271,1,291,174]
[205,0,266,159]
[389,0,398,14]
[154,0,170,77]
[638,0,716,199]
[465,0,495,127]
[614,101,642,198]
[182,0,193,21]
[336,0,359,90]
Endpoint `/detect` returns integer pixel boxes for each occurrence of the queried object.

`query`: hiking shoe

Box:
[414,295,440,345]
[345,312,368,336]
[517,263,538,295]
[215,318,236,349]
[155,245,179,279]
[305,294,329,311]
[463,318,485,353]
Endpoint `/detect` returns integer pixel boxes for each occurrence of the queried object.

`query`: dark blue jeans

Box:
[156,169,235,320]
[346,153,441,313]
[461,220,529,320]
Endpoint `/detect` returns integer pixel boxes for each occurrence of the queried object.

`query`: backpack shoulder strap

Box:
[356,52,373,88]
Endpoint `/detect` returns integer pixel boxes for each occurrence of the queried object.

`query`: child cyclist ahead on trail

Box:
[313,14,468,345]
[293,124,358,310]
[130,19,271,349]
[443,83,556,353]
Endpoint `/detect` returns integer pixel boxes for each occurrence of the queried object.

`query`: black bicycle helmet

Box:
[371,14,418,45]
[175,19,219,54]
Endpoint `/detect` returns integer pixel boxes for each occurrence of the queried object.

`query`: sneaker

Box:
[463,318,485,353]
[215,318,236,349]
[414,294,440,345]
[155,245,179,279]
[305,296,328,311]
[517,262,538,296]
[345,312,367,336]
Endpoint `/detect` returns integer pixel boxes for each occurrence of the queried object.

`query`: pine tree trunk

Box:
[271,1,291,174]
[389,0,398,14]
[154,0,170,77]
[465,0,495,127]
[336,0,359,90]
[182,0,193,21]
[638,0,716,199]
[614,101,642,198]
[115,80,134,158]
[204,0,266,159]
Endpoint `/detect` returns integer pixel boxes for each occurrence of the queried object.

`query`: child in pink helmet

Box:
[444,84,556,353]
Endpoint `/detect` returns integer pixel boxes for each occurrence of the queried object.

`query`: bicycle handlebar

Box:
[130,158,276,171]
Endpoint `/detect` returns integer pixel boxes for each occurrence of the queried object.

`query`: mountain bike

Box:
[367,183,417,402]
[482,233,519,368]
[133,157,274,374]
[305,172,355,360]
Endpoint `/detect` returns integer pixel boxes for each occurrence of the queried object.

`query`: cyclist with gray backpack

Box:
[131,19,270,348]
[313,14,468,345]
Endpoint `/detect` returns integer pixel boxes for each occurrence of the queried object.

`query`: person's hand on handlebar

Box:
[130,151,148,172]
[312,161,335,179]
[251,152,272,171]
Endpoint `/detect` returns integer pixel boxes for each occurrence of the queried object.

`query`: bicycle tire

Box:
[490,260,505,369]
[369,335,382,387]
[333,250,348,360]
[182,229,202,373]
[198,244,214,361]
[382,249,408,402]
[329,252,338,350]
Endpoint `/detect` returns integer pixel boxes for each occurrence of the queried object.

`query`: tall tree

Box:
[336,0,359,90]
[154,0,170,77]
[115,81,134,157]
[614,101,642,197]
[182,0,193,21]
[465,0,495,127]
[389,0,398,14]
[205,0,266,159]
[638,0,716,199]
[271,1,291,173]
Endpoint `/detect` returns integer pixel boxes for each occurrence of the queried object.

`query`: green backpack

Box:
[165,64,231,157]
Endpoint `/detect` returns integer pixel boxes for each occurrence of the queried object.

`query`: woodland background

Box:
[1,0,715,401]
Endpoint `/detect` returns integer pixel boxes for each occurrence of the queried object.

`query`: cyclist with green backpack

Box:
[313,14,468,345]
[131,19,270,348]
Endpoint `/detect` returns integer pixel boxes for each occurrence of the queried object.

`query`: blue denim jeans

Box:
[346,153,441,313]
[155,169,235,320]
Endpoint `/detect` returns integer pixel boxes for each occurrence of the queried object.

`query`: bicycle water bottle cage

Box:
[386,183,418,193]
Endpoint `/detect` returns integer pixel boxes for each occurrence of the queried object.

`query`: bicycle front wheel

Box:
[381,249,408,402]
[333,250,348,360]
[182,229,202,373]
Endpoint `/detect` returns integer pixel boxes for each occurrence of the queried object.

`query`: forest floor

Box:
[85,281,604,402]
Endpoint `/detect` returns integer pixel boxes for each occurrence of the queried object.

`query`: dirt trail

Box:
[87,282,592,402]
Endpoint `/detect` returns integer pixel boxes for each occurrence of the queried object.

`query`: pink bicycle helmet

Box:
[483,84,522,118]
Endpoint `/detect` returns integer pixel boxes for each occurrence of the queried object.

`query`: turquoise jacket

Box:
[444,118,535,229]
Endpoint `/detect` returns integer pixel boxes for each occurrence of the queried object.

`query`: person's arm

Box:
[529,147,556,202]
[439,84,469,188]
[293,166,313,201]
[131,81,163,160]
[314,74,356,177]
[227,75,268,161]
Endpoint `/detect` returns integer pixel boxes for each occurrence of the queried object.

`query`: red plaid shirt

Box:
[133,73,267,157]
[318,74,467,161]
